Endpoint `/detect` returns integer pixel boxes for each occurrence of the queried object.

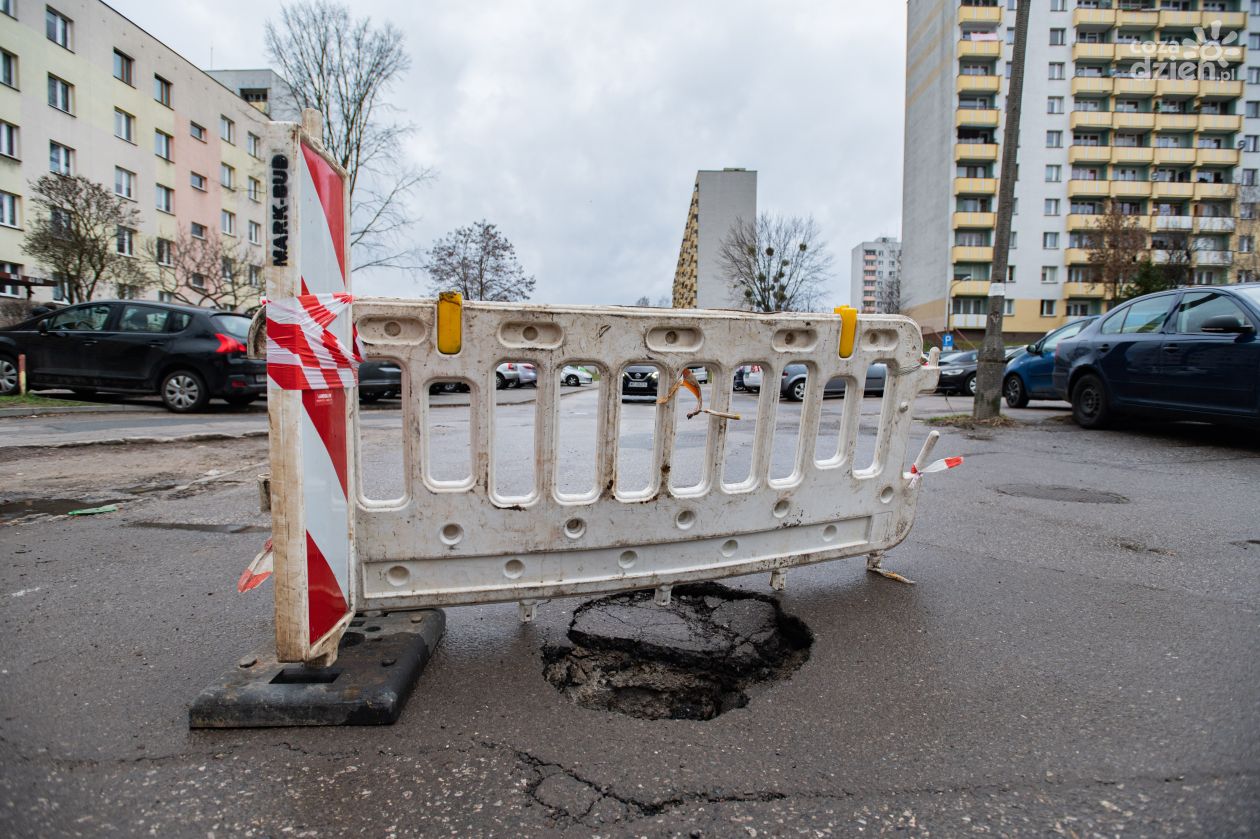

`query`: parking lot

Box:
[1,385,1257,836]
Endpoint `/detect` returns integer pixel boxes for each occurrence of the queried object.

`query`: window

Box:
[1043,232,1060,249]
[1041,266,1059,283]
[1066,301,1092,318]
[47,75,72,112]
[1119,295,1175,333]
[1047,96,1064,114]
[0,121,17,159]
[1006,27,1015,45]
[0,262,21,298]
[190,272,206,289]
[1046,130,1062,148]
[158,291,173,303]
[220,163,235,190]
[116,226,135,256]
[1044,198,1060,216]
[219,115,235,144]
[247,132,260,157]
[1050,0,1065,9]
[1049,63,1065,80]
[155,184,173,213]
[1248,101,1260,119]
[113,50,133,85]
[49,141,72,174]
[1174,292,1253,333]
[154,75,171,107]
[247,177,261,202]
[1251,33,1260,51]
[155,237,173,266]
[119,304,171,333]
[49,206,69,236]
[1245,169,1259,186]
[46,7,71,49]
[190,171,207,191]
[191,122,206,142]
[248,264,261,287]
[1004,298,1015,316]
[1,49,16,89]
[1040,299,1057,317]
[1246,136,1260,153]
[1239,235,1254,253]
[190,222,207,239]
[114,108,135,142]
[114,167,135,199]
[48,305,113,332]
[0,191,18,227]
[1049,28,1066,46]
[0,1,13,18]
[221,210,236,235]
[1243,202,1258,220]
[248,220,261,245]
[1046,164,1061,182]
[1250,67,1260,85]
[221,258,233,281]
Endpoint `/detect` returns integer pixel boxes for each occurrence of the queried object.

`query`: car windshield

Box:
[1236,287,1260,308]
[943,351,977,364]
[212,313,251,339]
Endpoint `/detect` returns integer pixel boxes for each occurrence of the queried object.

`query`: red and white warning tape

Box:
[909,456,964,487]
[264,293,364,390]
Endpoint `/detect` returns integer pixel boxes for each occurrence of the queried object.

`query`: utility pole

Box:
[974,0,1031,419]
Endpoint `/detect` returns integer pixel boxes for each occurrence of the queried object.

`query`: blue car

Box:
[1002,317,1098,408]
[1053,284,1260,429]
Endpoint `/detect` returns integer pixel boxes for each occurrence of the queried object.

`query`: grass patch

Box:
[0,393,93,408]
[924,413,1021,430]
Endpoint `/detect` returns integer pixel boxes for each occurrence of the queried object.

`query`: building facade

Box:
[672,168,757,309]
[0,0,271,309]
[207,69,302,123]
[902,0,1257,344]
[850,236,902,313]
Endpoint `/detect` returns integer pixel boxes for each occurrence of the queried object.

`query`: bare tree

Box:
[426,220,535,302]
[266,0,433,271]
[1084,200,1148,301]
[144,229,261,312]
[1155,230,1194,288]
[633,295,651,307]
[654,294,671,308]
[717,213,833,313]
[876,250,902,314]
[22,174,149,304]
[1234,184,1260,281]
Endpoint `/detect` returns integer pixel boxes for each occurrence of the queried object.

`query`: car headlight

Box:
[941,368,964,376]
[649,372,659,380]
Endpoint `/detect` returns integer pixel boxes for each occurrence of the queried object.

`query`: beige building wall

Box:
[671,168,756,310]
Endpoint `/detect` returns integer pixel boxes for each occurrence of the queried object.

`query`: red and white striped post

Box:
[265,113,357,664]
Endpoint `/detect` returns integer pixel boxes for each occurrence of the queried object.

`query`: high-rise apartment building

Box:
[850,236,902,313]
[207,69,302,122]
[672,168,757,308]
[0,0,270,308]
[902,0,1256,342]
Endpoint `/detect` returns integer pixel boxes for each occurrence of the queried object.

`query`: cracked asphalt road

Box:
[1,390,1258,836]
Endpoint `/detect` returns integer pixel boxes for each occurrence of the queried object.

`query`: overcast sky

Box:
[110,0,907,308]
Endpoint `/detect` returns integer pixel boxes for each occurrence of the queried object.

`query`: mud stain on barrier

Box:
[543,583,812,721]
[995,484,1129,504]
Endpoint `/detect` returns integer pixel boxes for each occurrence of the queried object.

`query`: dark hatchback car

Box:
[936,350,978,395]
[1054,284,1260,429]
[358,360,402,402]
[621,364,659,401]
[780,363,886,401]
[0,300,264,412]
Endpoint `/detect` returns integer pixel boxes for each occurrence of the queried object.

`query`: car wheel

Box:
[747,386,759,394]
[787,379,807,402]
[0,355,17,396]
[225,394,258,408]
[495,372,506,390]
[565,374,579,387]
[1071,373,1112,429]
[361,391,383,403]
[160,369,208,413]
[1003,374,1029,409]
[441,382,459,393]
[964,374,977,397]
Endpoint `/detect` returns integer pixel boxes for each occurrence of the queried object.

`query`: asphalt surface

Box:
[1,391,1257,837]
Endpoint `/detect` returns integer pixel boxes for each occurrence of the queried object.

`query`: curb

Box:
[0,404,159,418]
[0,430,270,454]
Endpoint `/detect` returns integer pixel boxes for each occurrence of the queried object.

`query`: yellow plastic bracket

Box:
[835,305,858,358]
[437,291,463,355]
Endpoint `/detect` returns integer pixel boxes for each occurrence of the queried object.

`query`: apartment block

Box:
[0,0,270,307]
[850,236,901,313]
[672,168,757,309]
[207,69,302,122]
[902,0,1257,343]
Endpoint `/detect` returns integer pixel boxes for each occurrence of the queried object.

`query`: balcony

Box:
[1115,10,1158,28]
[1194,250,1233,266]
[1156,79,1199,97]
[1196,217,1236,233]
[1068,179,1112,196]
[1072,43,1116,62]
[1151,181,1195,199]
[1154,113,1199,131]
[955,176,998,194]
[1199,114,1242,132]
[1205,11,1246,30]
[1197,147,1240,166]
[956,108,1000,128]
[958,5,1002,24]
[1151,215,1193,231]
[1194,182,1236,199]
[1159,10,1200,28]
[1111,180,1152,197]
[1069,145,1112,164]
[951,245,994,263]
[953,211,996,228]
[955,142,999,161]
[949,313,988,330]
[1066,213,1102,231]
[1073,7,1116,28]
[959,39,1002,58]
[1153,146,1196,164]
[951,280,992,296]
[1150,250,1176,264]
[1111,146,1154,164]
[1064,282,1108,298]
[1113,112,1156,130]
[1071,77,1114,96]
[1114,77,1157,96]
[1064,247,1091,264]
[957,74,1002,94]
[1199,79,1243,98]
[1069,111,1113,130]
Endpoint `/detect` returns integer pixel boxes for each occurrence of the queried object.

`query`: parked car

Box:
[733,365,751,391]
[1054,285,1260,429]
[780,363,887,401]
[687,365,709,384]
[562,365,593,386]
[358,360,402,403]
[495,362,522,389]
[621,365,659,401]
[743,364,764,392]
[936,350,978,395]
[0,300,265,412]
[1002,317,1098,408]
[517,363,538,388]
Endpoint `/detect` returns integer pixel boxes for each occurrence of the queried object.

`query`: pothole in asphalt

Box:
[543,583,812,721]
[0,497,125,523]
[995,484,1129,504]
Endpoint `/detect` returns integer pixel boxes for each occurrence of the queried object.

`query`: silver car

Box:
[561,365,594,386]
